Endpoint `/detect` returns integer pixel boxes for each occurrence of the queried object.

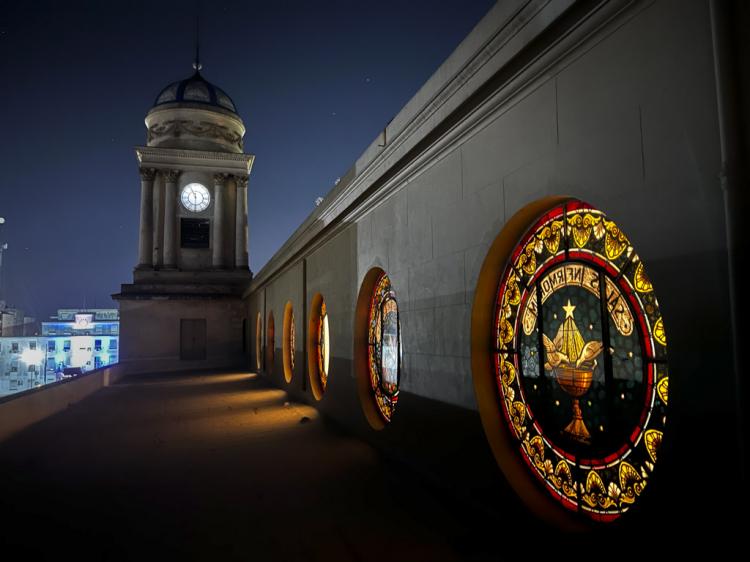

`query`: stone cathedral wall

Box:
[244,0,741,529]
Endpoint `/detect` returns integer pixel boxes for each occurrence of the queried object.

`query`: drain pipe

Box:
[710,0,746,481]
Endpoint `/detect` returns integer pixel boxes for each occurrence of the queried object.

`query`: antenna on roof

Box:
[193,9,202,72]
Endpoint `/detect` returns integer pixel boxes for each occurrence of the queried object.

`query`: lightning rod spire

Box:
[193,11,202,71]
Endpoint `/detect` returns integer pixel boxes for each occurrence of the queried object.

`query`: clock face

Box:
[180,183,211,212]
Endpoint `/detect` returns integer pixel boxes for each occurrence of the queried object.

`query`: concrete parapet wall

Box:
[0,365,127,443]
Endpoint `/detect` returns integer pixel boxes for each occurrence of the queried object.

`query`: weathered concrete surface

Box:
[0,371,510,560]
[0,365,126,443]
[117,298,247,375]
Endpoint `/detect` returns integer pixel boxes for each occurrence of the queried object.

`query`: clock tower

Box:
[114,61,254,374]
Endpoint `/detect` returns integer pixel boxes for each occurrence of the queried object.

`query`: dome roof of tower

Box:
[152,70,238,114]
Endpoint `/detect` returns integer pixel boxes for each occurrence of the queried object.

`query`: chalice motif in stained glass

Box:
[542,300,603,443]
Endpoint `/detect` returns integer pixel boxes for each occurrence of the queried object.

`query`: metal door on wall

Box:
[180,319,207,360]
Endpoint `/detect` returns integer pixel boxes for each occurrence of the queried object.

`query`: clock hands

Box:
[181,184,210,212]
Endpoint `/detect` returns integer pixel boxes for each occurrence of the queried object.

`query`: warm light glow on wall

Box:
[255,312,263,372]
[266,312,275,373]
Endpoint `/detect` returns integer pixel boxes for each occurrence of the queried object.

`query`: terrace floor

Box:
[0,370,502,560]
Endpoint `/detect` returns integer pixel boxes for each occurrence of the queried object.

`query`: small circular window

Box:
[180,183,211,212]
[308,294,330,400]
[255,312,263,372]
[283,302,295,383]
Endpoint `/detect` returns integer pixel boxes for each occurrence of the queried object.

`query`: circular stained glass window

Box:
[308,294,331,401]
[368,272,401,423]
[290,318,295,370]
[283,302,295,383]
[255,312,262,372]
[319,301,330,390]
[494,200,668,522]
[180,183,211,212]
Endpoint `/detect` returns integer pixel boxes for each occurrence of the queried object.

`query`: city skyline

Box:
[0,0,494,319]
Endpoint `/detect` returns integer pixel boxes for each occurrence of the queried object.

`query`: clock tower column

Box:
[235,175,249,268]
[212,173,227,269]
[163,169,180,269]
[137,168,156,269]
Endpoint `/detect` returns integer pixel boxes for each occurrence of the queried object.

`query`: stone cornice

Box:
[251,0,559,289]
[248,0,636,292]
[135,146,255,175]
[318,0,568,225]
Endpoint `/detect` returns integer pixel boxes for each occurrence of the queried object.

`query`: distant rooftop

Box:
[53,309,118,321]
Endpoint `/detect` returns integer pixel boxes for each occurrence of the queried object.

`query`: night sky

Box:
[0,0,495,321]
